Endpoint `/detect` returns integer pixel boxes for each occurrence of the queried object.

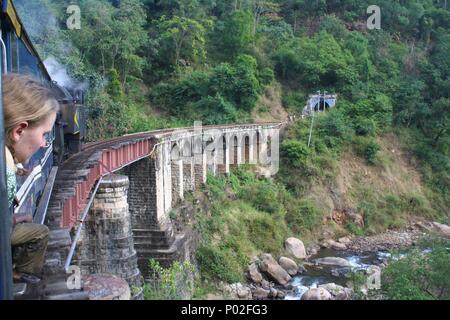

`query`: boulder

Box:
[278,257,299,276]
[284,237,307,259]
[314,257,352,268]
[277,290,286,299]
[301,288,332,300]
[261,279,270,290]
[338,237,352,245]
[431,222,450,239]
[269,288,278,298]
[248,263,263,284]
[327,239,347,250]
[319,283,352,300]
[252,287,270,300]
[259,254,292,286]
[224,283,252,300]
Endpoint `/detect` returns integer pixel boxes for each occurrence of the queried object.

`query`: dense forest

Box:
[15,0,449,299]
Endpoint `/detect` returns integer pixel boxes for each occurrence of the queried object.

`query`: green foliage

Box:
[106,68,124,101]
[155,15,211,71]
[345,221,364,237]
[218,10,255,60]
[195,246,243,284]
[85,90,131,140]
[353,136,380,165]
[275,31,357,90]
[144,259,196,300]
[353,117,377,136]
[239,179,282,214]
[152,54,264,123]
[316,109,354,151]
[281,140,311,168]
[284,197,323,234]
[382,239,450,300]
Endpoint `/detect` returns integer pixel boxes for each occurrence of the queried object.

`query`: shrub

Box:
[353,117,377,136]
[382,239,450,300]
[144,259,195,300]
[281,140,311,168]
[195,246,243,284]
[317,110,354,151]
[284,198,322,234]
[354,136,380,165]
[239,180,282,214]
[258,67,275,86]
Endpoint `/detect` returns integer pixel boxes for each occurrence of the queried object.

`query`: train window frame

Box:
[10,31,18,72]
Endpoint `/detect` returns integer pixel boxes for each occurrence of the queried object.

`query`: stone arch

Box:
[182,138,192,158]
[205,135,216,174]
[193,136,203,155]
[256,130,262,164]
[170,141,182,161]
[229,134,239,168]
[243,134,250,164]
[215,135,227,174]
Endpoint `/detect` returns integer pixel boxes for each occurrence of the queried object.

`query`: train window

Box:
[17,39,39,77]
[11,33,19,72]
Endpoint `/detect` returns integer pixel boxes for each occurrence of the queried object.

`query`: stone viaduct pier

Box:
[42,122,284,299]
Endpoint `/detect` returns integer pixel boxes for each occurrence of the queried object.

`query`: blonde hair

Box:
[2,73,60,149]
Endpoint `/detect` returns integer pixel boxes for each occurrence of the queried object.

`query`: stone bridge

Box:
[43,122,285,299]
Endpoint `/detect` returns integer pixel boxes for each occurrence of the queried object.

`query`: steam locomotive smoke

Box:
[44,57,88,91]
[14,0,88,91]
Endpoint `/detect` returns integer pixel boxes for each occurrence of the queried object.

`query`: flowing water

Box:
[284,248,394,300]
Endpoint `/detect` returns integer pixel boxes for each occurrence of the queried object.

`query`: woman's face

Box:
[11,111,57,164]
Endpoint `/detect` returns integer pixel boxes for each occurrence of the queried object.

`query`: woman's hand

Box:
[13,215,33,224]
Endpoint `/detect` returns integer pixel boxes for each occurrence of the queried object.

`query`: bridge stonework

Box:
[74,175,143,299]
[44,122,284,299]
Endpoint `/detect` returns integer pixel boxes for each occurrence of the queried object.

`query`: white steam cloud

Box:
[44,56,88,91]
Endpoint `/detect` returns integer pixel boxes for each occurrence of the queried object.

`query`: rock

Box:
[314,257,352,268]
[237,288,250,299]
[344,208,364,228]
[285,237,307,259]
[278,257,299,276]
[301,288,332,300]
[269,288,278,298]
[331,269,340,277]
[319,283,352,300]
[224,283,252,300]
[248,263,263,284]
[431,222,450,239]
[261,280,270,290]
[327,239,347,250]
[297,265,307,274]
[277,291,286,299]
[338,237,352,245]
[252,287,270,300]
[259,254,291,286]
[306,244,320,257]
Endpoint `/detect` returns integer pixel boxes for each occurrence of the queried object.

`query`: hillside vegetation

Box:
[15,0,449,299]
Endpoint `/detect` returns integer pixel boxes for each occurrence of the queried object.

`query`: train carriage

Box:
[0,0,85,220]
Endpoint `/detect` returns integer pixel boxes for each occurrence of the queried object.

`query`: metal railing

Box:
[0,33,13,300]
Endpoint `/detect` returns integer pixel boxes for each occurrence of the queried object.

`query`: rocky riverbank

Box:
[217,221,450,300]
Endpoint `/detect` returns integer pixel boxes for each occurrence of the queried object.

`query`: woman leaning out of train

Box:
[3,73,59,284]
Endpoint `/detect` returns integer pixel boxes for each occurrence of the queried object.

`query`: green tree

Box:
[382,240,450,300]
[156,15,211,70]
[219,10,255,60]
